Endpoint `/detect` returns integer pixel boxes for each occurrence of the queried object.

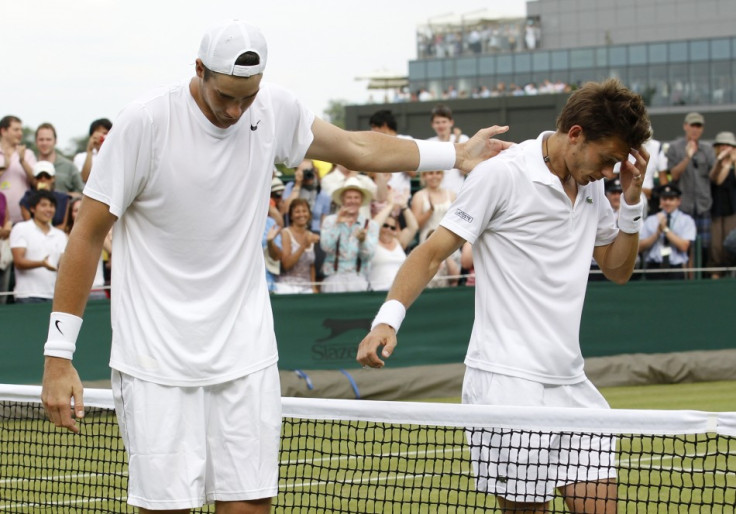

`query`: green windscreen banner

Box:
[1,280,734,384]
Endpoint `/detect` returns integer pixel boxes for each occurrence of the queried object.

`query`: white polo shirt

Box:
[440,132,618,384]
[85,81,315,386]
[9,220,67,299]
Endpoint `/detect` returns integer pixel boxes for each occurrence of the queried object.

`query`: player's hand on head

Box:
[458,125,512,172]
[620,145,649,205]
[41,357,85,434]
[357,324,397,368]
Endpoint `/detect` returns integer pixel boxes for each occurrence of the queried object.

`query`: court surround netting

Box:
[1,385,735,512]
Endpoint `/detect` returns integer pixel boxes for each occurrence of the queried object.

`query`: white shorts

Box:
[462,368,616,503]
[111,365,281,510]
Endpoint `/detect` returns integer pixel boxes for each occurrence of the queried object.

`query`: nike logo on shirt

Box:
[251,120,261,131]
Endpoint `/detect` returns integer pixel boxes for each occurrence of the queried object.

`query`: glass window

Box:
[668,63,689,104]
[609,46,627,66]
[648,64,669,107]
[628,45,647,66]
[514,72,533,87]
[648,43,667,64]
[689,62,710,104]
[427,60,444,80]
[689,40,709,61]
[668,42,688,63]
[595,48,607,67]
[497,55,513,74]
[710,39,730,60]
[514,53,532,73]
[456,57,477,77]
[570,49,594,69]
[443,59,455,76]
[570,68,595,86]
[409,61,426,81]
[533,51,550,71]
[710,60,733,104]
[628,65,648,99]
[551,50,569,70]
[479,56,495,75]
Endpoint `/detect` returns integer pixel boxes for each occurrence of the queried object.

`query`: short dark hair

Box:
[369,110,398,132]
[203,52,261,81]
[288,198,312,223]
[88,118,112,136]
[29,189,57,210]
[0,115,21,133]
[35,122,57,140]
[430,104,453,121]
[556,79,651,149]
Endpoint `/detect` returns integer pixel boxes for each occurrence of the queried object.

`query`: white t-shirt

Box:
[9,220,67,299]
[428,133,469,194]
[84,81,315,386]
[440,132,618,384]
[73,149,98,175]
[368,242,406,291]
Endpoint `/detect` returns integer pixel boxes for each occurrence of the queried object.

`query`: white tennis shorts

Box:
[462,368,616,503]
[111,365,281,510]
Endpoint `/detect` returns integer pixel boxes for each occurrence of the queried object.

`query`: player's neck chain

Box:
[543,135,571,185]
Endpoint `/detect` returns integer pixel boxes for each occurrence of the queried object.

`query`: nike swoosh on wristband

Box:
[55,320,64,335]
[251,120,261,131]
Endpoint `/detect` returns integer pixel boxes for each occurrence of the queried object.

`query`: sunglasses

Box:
[382,223,397,230]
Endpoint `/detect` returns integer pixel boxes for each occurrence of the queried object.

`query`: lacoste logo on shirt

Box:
[454,208,473,223]
[251,120,261,131]
[55,320,64,335]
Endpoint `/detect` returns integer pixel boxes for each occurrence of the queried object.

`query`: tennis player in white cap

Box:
[40,19,511,513]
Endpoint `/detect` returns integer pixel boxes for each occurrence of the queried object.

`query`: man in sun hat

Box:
[40,18,512,512]
[320,176,377,293]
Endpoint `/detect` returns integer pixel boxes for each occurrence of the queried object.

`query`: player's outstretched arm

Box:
[357,227,465,368]
[42,197,116,433]
[306,118,511,175]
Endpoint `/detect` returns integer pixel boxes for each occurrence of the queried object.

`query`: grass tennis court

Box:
[2,381,735,512]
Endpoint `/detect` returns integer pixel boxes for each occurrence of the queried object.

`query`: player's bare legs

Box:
[560,478,617,514]
[496,496,549,513]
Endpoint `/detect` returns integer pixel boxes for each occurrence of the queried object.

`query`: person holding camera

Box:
[281,159,331,232]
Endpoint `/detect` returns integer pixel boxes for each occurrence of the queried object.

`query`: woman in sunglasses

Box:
[369,190,418,291]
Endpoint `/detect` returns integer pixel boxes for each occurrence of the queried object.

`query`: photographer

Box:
[281,159,331,232]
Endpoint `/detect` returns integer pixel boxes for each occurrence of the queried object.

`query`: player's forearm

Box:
[386,244,442,309]
[600,232,639,284]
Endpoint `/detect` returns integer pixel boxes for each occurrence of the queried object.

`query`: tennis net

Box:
[1,384,734,512]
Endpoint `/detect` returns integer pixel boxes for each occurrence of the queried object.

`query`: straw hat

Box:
[332,176,373,206]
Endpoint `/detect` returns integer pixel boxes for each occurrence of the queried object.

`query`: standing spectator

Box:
[276,199,320,294]
[708,131,736,277]
[666,112,716,272]
[65,197,111,300]
[0,191,12,303]
[639,185,696,280]
[263,211,282,293]
[369,191,418,291]
[19,161,70,229]
[320,164,376,219]
[0,115,36,223]
[9,190,67,303]
[411,170,456,243]
[428,104,469,194]
[321,177,378,292]
[369,110,416,204]
[35,123,85,196]
[281,159,331,232]
[73,118,112,182]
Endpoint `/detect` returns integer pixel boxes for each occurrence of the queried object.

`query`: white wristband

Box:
[44,312,83,360]
[415,139,456,172]
[371,300,407,333]
[618,197,643,234]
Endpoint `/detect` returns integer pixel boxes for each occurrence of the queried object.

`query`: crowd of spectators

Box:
[1,106,734,303]
[0,116,112,304]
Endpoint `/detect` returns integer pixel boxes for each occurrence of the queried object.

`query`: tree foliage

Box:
[323,99,348,129]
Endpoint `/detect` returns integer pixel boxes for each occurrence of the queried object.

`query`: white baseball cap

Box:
[198,19,268,77]
[33,160,55,177]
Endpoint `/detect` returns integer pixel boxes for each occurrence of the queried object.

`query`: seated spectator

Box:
[74,118,112,182]
[411,170,456,243]
[368,191,418,291]
[639,185,696,280]
[320,177,378,293]
[276,199,320,294]
[709,131,736,278]
[0,115,36,224]
[35,122,84,196]
[19,161,70,229]
[281,159,331,232]
[0,191,11,303]
[65,197,111,300]
[9,190,67,303]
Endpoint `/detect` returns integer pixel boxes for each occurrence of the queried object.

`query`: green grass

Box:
[2,382,735,512]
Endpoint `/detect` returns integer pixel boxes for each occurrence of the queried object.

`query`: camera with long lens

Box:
[303,168,316,180]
